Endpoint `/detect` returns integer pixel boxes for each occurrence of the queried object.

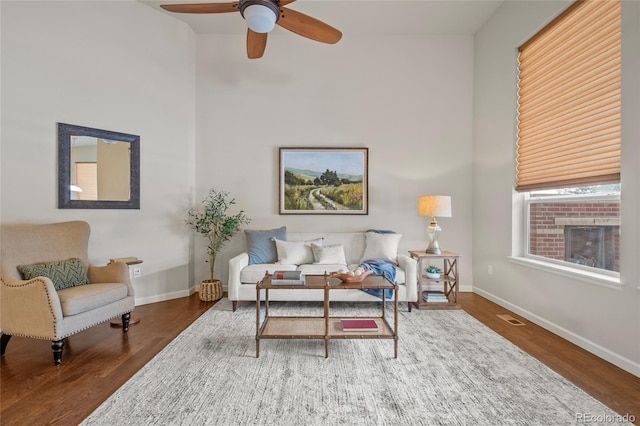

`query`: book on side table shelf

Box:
[340,318,378,332]
[271,270,305,285]
[423,290,449,303]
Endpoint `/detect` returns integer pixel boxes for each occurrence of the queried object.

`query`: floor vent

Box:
[497,314,526,326]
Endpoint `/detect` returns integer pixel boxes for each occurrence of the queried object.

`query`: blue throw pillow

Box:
[366,229,397,234]
[245,227,286,264]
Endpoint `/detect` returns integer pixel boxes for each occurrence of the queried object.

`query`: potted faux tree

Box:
[187,188,250,301]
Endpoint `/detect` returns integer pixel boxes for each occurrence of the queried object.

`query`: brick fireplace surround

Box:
[529,201,620,272]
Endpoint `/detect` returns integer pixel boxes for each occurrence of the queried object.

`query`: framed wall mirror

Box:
[58,123,140,209]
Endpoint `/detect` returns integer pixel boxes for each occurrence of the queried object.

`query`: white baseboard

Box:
[474,287,640,378]
[135,287,196,306]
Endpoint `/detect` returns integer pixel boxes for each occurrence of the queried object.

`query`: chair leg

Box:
[232,301,237,312]
[1,334,12,356]
[52,339,64,365]
[122,312,131,333]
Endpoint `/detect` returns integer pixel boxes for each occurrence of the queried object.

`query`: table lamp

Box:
[418,195,452,254]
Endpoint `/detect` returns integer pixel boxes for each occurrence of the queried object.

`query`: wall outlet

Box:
[487,265,493,275]
[132,266,142,278]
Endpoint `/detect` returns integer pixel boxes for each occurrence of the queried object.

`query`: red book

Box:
[341,319,378,332]
[273,270,302,280]
[271,270,305,285]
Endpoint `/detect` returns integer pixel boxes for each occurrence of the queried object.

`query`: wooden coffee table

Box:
[255,273,399,358]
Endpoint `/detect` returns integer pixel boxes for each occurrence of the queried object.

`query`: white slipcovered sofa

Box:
[228,229,418,312]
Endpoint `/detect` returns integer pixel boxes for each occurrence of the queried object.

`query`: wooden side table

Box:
[408,250,460,310]
[110,258,142,327]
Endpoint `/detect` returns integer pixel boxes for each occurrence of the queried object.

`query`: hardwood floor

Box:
[457,293,639,424]
[0,295,212,426]
[1,293,638,425]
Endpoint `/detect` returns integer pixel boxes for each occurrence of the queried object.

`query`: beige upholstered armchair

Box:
[0,221,135,365]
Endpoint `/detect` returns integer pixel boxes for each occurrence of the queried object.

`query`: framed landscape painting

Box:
[279,147,368,215]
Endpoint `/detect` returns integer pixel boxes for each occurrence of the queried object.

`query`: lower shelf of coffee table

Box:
[259,316,393,338]
[261,317,324,338]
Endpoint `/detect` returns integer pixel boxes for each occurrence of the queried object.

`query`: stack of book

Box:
[271,270,305,285]
[423,290,449,303]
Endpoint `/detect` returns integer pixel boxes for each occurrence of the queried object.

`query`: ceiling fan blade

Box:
[160,2,239,14]
[276,7,342,44]
[247,29,268,59]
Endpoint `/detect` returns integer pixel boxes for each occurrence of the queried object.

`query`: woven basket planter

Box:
[199,279,223,302]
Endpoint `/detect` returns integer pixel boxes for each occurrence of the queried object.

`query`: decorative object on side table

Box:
[425,265,442,280]
[187,188,251,301]
[418,195,452,254]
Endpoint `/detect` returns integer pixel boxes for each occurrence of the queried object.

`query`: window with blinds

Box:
[76,162,98,201]
[516,0,621,192]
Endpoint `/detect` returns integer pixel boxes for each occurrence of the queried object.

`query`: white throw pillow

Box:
[274,238,323,265]
[311,243,347,265]
[360,232,403,264]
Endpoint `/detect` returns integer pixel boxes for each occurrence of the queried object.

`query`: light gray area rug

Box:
[82,299,629,426]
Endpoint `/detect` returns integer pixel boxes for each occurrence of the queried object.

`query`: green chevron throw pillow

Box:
[18,258,89,291]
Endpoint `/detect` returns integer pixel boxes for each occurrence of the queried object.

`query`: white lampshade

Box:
[418,195,452,218]
[244,4,277,33]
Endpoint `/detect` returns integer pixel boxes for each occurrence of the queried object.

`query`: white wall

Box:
[473,1,640,376]
[0,0,197,304]
[195,33,475,290]
[1,2,475,303]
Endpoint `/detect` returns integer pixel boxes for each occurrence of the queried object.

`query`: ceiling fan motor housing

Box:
[239,0,281,33]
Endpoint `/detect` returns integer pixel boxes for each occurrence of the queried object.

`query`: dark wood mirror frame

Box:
[58,123,140,209]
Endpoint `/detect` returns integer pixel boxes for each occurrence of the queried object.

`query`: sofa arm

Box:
[228,253,249,301]
[0,277,64,339]
[88,263,134,297]
[397,253,418,302]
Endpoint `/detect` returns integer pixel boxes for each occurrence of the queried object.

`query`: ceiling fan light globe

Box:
[244,4,277,33]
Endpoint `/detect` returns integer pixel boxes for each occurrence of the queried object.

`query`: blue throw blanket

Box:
[360,259,396,299]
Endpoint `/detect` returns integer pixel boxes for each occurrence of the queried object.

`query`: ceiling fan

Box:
[160,0,342,59]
